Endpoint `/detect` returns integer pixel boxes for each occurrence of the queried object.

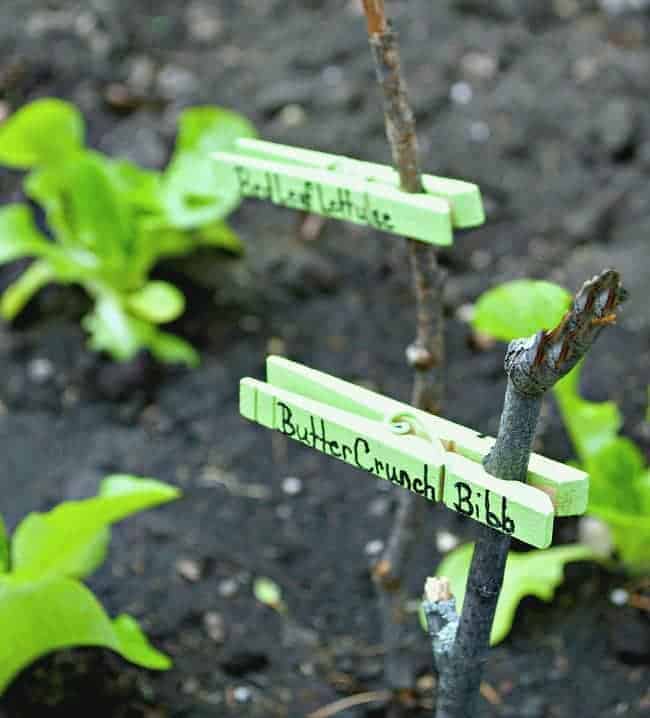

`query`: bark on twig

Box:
[361,0,446,698]
[430,269,626,718]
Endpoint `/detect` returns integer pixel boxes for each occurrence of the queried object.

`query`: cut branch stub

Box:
[362,0,387,35]
[506,269,627,398]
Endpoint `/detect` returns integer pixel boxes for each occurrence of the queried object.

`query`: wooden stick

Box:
[432,270,626,718]
[360,0,446,700]
[307,690,392,718]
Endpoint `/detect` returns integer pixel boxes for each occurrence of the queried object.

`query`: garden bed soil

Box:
[0,1,649,716]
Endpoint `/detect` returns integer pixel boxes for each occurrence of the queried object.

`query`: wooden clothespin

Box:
[240,357,589,549]
[213,138,485,245]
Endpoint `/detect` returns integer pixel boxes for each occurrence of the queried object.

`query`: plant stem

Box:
[429,269,627,718]
[361,0,446,699]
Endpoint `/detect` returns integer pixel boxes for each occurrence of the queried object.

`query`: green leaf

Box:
[146,329,200,368]
[67,152,133,260]
[253,577,282,606]
[587,505,650,574]
[11,475,179,581]
[0,576,169,694]
[0,99,84,168]
[83,294,199,367]
[162,106,256,230]
[553,361,622,465]
[127,281,186,324]
[83,296,143,361]
[585,437,646,513]
[174,106,256,156]
[0,517,8,573]
[110,159,163,214]
[196,221,244,254]
[639,470,650,515]
[472,280,572,342]
[435,543,596,644]
[0,204,52,264]
[161,152,241,229]
[1,260,55,320]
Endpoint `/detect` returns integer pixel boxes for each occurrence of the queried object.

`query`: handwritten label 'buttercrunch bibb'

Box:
[240,377,556,548]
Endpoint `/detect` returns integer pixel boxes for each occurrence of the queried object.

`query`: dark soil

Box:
[0,1,649,716]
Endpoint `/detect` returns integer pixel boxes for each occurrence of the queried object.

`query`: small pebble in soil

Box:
[279,104,307,128]
[182,677,200,695]
[449,81,473,105]
[218,578,239,598]
[436,530,460,553]
[610,588,629,606]
[282,476,303,496]
[468,120,491,143]
[456,303,475,324]
[461,51,498,81]
[232,686,253,704]
[203,611,225,643]
[176,558,202,582]
[27,357,54,384]
[364,539,384,557]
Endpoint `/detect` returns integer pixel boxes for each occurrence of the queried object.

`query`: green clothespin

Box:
[240,357,589,550]
[213,138,485,245]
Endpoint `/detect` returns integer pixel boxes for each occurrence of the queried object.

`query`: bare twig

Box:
[307,690,392,718]
[361,0,447,698]
[432,269,626,718]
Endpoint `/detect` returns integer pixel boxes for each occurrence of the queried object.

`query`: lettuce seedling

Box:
[472,278,650,573]
[431,543,595,645]
[0,474,180,693]
[0,99,256,365]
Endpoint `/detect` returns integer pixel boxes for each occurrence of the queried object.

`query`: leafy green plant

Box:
[472,278,650,573]
[429,544,595,645]
[0,99,256,366]
[0,474,180,693]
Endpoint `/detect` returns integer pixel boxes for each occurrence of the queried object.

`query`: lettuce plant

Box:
[0,474,180,693]
[432,543,595,645]
[0,99,256,366]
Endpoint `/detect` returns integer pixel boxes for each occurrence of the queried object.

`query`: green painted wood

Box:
[263,356,588,517]
[213,151,454,245]
[240,378,446,502]
[230,138,485,229]
[443,454,555,549]
[240,371,555,547]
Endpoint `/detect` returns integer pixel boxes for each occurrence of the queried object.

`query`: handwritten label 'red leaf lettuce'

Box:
[214,152,454,245]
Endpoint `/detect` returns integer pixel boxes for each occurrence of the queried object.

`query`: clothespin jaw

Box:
[213,138,485,246]
[240,357,590,549]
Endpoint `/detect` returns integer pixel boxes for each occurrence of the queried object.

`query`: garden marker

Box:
[213,138,485,245]
[240,357,590,549]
